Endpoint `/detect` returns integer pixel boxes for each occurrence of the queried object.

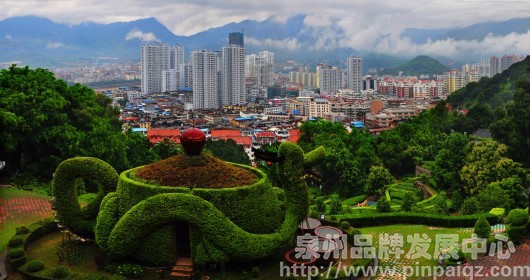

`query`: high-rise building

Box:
[347,56,363,93]
[500,54,517,72]
[228,32,244,46]
[170,44,185,69]
[191,50,220,109]
[489,55,499,76]
[318,65,342,95]
[245,51,274,88]
[161,69,181,92]
[141,43,170,94]
[222,34,246,105]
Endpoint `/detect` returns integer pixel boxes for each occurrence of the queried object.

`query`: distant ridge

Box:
[380,55,449,76]
[1,15,529,67]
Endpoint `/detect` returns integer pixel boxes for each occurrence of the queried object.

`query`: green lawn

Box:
[360,224,474,279]
[0,188,53,252]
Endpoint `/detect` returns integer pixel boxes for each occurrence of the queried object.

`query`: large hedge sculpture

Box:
[52,157,118,237]
[53,142,324,265]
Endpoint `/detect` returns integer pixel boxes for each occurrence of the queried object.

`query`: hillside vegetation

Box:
[380,55,449,76]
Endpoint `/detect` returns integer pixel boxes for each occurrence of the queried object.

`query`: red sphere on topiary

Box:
[180,128,206,156]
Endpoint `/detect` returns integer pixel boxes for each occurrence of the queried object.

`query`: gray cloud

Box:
[1,0,530,58]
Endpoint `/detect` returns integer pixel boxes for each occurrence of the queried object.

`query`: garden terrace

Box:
[135,153,256,188]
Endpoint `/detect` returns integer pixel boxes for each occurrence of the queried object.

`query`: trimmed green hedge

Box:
[7,218,57,270]
[340,212,501,228]
[52,157,119,238]
[18,262,125,280]
[95,142,323,266]
[342,195,368,206]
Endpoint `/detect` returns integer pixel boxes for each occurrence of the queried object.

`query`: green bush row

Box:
[18,262,125,280]
[339,212,501,228]
[342,195,368,206]
[7,218,57,270]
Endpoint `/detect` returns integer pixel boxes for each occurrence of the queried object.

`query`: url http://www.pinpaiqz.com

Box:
[279,261,530,279]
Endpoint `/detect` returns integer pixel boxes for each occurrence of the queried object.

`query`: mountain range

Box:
[1,15,529,68]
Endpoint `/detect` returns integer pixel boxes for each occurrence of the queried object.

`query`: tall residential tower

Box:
[222,33,246,105]
[347,56,363,93]
[141,43,170,94]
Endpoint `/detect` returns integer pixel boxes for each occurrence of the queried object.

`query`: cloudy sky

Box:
[2,0,530,57]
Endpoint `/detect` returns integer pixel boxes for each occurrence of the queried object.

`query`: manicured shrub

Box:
[52,157,119,238]
[101,142,323,266]
[340,221,351,230]
[341,195,368,206]
[52,266,71,279]
[116,263,144,278]
[444,248,465,267]
[135,153,256,188]
[9,248,24,258]
[507,225,527,244]
[15,226,30,235]
[8,237,23,247]
[474,216,492,239]
[25,260,45,272]
[489,208,505,220]
[340,212,500,228]
[377,197,391,213]
[507,209,529,226]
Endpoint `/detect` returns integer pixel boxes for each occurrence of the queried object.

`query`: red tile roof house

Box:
[254,131,276,145]
[147,129,181,144]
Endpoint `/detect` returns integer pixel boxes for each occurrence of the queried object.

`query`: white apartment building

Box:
[309,98,331,119]
[161,69,181,92]
[192,50,220,109]
[245,51,274,87]
[141,43,170,94]
[222,44,246,105]
[170,44,185,70]
[318,66,342,95]
[347,56,363,93]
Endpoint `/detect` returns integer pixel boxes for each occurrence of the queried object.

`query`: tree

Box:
[490,77,530,168]
[475,183,513,213]
[434,192,450,215]
[374,129,414,175]
[474,216,492,239]
[205,139,251,165]
[329,194,343,215]
[0,66,130,178]
[401,195,418,212]
[431,132,470,192]
[376,197,391,213]
[151,138,182,160]
[298,120,377,196]
[124,131,158,168]
[315,198,326,214]
[460,197,479,214]
[365,166,394,196]
[460,139,525,194]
